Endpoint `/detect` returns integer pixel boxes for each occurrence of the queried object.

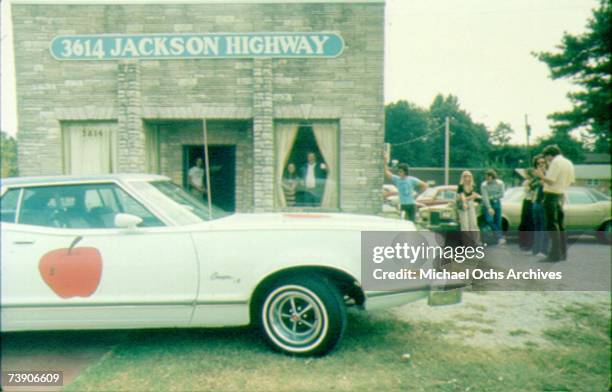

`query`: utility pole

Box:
[202,119,212,220]
[444,116,450,185]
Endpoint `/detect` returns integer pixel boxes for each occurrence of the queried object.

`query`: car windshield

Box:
[130,180,231,224]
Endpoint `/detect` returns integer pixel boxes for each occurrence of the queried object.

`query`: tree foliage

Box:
[490,122,514,146]
[1,131,19,178]
[533,131,586,164]
[384,101,434,166]
[534,0,611,152]
[385,95,491,168]
[428,95,490,168]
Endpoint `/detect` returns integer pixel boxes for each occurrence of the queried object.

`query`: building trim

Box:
[56,107,117,121]
[274,105,342,119]
[142,106,253,120]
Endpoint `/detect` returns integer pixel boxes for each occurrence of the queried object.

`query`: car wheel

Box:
[597,221,612,244]
[258,275,346,356]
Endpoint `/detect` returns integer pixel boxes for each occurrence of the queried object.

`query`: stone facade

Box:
[12,1,385,214]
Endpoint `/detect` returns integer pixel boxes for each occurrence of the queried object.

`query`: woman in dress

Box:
[518,169,536,250]
[531,154,549,256]
[457,170,480,245]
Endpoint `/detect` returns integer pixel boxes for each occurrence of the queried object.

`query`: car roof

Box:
[432,185,457,190]
[506,185,588,191]
[1,173,169,187]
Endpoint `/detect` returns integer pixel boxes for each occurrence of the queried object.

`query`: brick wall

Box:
[12,1,384,214]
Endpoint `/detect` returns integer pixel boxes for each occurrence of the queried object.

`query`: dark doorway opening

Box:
[183,145,236,212]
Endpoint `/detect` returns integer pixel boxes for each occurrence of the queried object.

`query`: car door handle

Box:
[13,240,35,245]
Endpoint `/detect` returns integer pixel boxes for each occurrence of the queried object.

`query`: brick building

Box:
[11,0,385,213]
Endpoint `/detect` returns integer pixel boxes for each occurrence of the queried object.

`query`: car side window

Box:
[1,188,21,223]
[17,183,164,228]
[567,190,595,205]
[19,187,68,227]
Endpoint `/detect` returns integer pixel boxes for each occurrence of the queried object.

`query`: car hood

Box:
[209,212,418,231]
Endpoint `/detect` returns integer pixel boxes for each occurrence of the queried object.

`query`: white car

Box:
[1,174,437,356]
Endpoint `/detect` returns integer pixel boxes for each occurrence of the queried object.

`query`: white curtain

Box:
[312,122,339,208]
[275,122,299,207]
[63,123,117,175]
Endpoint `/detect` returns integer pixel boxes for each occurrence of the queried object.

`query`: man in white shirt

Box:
[536,145,575,262]
[188,157,206,200]
[300,152,327,207]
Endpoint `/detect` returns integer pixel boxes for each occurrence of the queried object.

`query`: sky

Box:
[1,0,600,144]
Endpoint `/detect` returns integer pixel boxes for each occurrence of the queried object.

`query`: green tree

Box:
[490,122,514,146]
[384,100,434,166]
[534,0,611,152]
[534,130,586,163]
[488,145,531,169]
[428,94,491,168]
[1,131,19,178]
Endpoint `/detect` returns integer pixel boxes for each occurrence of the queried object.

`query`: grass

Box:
[509,329,529,337]
[543,302,611,348]
[64,306,611,392]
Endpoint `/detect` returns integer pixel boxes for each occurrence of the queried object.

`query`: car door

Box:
[1,182,199,331]
[564,188,597,230]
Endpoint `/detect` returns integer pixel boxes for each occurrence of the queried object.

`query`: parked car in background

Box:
[417,185,612,243]
[1,174,446,356]
[416,185,458,207]
[381,184,401,218]
[417,203,461,232]
[501,186,611,242]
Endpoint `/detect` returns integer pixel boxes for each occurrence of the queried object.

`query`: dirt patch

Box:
[394,290,610,348]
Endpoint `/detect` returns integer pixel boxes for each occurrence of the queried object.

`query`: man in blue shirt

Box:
[385,160,428,221]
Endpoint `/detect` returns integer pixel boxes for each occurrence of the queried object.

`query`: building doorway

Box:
[183,145,236,212]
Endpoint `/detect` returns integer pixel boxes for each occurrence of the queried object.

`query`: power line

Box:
[389,122,447,147]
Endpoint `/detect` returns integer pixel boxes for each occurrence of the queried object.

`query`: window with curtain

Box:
[275,121,339,209]
[62,121,117,175]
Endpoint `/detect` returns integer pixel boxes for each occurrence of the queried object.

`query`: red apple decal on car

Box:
[39,236,103,299]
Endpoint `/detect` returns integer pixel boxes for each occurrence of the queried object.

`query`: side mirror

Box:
[114,213,143,229]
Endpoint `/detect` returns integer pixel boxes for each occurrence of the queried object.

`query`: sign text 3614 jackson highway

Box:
[50,33,344,60]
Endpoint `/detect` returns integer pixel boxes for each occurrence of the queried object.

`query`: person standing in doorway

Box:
[384,153,428,221]
[188,157,207,200]
[300,152,328,207]
[481,169,506,245]
[535,145,575,262]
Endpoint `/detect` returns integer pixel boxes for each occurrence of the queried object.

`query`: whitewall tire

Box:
[258,276,346,356]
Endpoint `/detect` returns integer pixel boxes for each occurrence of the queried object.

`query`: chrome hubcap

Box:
[268,290,323,346]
